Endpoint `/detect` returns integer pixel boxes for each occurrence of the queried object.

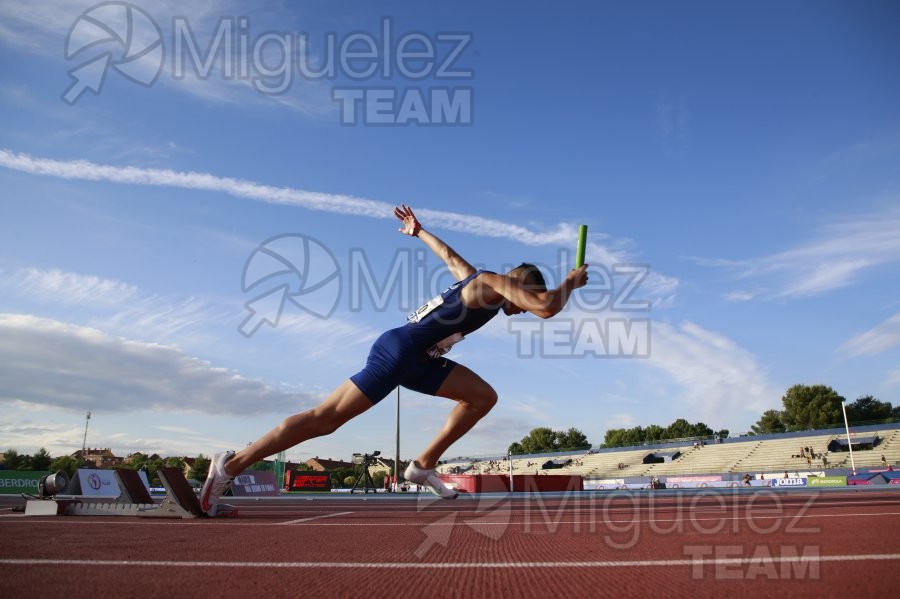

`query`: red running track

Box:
[2,489,899,598]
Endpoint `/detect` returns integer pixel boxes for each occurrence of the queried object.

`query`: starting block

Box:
[25,467,237,519]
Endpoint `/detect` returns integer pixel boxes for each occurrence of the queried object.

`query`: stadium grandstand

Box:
[437,423,900,487]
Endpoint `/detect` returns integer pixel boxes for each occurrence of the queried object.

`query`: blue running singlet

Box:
[349,270,501,404]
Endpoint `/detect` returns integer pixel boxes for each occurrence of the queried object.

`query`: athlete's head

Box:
[503,263,546,315]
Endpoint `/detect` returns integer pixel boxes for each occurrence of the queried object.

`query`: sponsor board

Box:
[666,475,723,484]
[772,477,807,488]
[0,470,49,494]
[807,476,846,487]
[231,471,279,497]
[72,468,120,496]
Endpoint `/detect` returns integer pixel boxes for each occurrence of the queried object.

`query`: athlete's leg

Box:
[414,364,498,470]
[224,379,374,476]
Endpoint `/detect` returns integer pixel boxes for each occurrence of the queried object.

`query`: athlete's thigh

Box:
[314,379,378,422]
[432,363,497,403]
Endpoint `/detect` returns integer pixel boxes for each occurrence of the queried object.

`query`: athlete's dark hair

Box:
[512,263,546,291]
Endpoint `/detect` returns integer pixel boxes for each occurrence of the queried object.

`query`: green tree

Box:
[50,455,84,478]
[845,395,893,424]
[603,426,645,448]
[522,427,558,454]
[557,427,590,451]
[124,452,148,470]
[31,448,53,471]
[331,466,356,488]
[750,409,787,435]
[15,453,33,471]
[508,427,591,455]
[164,456,186,470]
[665,418,694,439]
[189,454,211,481]
[601,419,716,448]
[2,449,22,470]
[644,424,666,442]
[780,384,844,431]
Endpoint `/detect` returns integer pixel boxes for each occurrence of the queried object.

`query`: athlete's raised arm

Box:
[394,204,476,281]
[479,265,589,319]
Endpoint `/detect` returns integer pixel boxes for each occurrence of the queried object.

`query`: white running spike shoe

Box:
[200,451,235,515]
[404,461,458,499]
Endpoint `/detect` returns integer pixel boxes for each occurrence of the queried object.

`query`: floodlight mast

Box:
[841,401,856,475]
[395,387,400,492]
[82,411,91,452]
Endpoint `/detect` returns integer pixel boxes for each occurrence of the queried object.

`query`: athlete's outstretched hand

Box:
[394,204,422,237]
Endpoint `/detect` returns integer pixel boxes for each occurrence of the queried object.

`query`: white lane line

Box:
[280,511,353,525]
[287,509,900,527]
[3,510,899,528]
[1,553,898,569]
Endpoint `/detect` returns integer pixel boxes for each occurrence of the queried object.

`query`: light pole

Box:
[82,411,91,453]
[841,401,856,475]
[394,387,400,492]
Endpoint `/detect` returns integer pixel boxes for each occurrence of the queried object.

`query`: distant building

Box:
[371,457,408,476]
[305,456,354,471]
[72,448,123,469]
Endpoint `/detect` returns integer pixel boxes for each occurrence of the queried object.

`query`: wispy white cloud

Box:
[0,148,680,308]
[648,320,780,428]
[841,312,900,358]
[657,92,690,155]
[484,308,779,435]
[0,313,319,416]
[4,267,226,343]
[885,367,900,388]
[693,212,900,300]
[0,148,624,249]
[602,413,639,430]
[12,267,138,306]
[276,312,379,361]
[0,0,339,117]
[724,289,765,302]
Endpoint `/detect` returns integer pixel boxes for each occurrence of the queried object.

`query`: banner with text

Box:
[230,471,279,497]
[0,470,49,494]
[807,476,846,487]
[772,477,807,488]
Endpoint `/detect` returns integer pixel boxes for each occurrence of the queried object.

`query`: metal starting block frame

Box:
[24,467,237,519]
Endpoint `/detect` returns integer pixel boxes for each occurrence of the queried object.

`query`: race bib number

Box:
[408,294,444,323]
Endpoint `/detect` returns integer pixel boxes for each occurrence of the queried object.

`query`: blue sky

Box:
[1,0,899,465]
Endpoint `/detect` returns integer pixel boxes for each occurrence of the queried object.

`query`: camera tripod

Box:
[350,451,380,494]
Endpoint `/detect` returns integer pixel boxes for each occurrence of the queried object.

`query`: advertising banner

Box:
[772,477,807,488]
[0,470,49,494]
[230,471,279,497]
[69,468,121,496]
[807,476,847,487]
[285,471,330,492]
[665,475,723,483]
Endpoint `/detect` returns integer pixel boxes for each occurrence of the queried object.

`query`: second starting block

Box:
[25,467,237,519]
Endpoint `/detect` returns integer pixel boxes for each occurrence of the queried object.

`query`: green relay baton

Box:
[576,224,588,268]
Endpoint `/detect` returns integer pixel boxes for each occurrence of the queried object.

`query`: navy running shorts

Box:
[349,327,457,404]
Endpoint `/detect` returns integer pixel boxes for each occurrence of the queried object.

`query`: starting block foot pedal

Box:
[138,467,205,519]
[25,468,214,520]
